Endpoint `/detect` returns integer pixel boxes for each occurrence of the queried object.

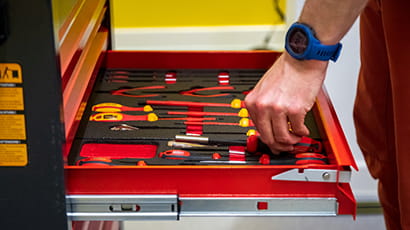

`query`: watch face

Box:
[288,27,308,55]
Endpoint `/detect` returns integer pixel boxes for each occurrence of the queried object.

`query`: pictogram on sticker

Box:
[0,63,22,83]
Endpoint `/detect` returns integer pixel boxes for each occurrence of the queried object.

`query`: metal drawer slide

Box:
[66,195,340,220]
[66,195,178,221]
[179,197,338,217]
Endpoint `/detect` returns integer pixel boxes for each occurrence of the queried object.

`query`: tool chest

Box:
[2,0,357,224]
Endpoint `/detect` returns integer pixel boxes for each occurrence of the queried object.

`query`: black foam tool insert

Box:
[69,69,323,166]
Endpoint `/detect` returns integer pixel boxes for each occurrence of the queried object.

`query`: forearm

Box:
[244,0,369,152]
[298,0,368,45]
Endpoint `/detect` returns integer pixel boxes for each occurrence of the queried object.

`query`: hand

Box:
[244,52,328,154]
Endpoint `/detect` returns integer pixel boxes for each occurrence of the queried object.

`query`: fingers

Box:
[287,111,310,137]
[249,107,292,154]
[245,98,304,154]
[266,107,303,154]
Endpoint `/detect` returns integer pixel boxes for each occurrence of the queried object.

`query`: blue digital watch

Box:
[285,22,342,62]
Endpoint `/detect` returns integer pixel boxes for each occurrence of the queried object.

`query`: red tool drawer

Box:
[64,51,357,221]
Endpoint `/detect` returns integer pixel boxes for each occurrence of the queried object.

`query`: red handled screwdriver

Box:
[183,118,254,127]
[146,99,245,109]
[167,108,249,118]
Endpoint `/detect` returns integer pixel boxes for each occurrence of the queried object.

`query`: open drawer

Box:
[58,0,357,222]
[63,51,357,221]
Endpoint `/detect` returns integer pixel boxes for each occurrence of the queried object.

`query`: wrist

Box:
[283,51,329,73]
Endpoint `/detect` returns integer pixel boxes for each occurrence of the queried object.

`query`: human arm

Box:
[244,0,368,153]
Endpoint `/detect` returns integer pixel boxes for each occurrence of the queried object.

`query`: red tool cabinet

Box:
[0,0,357,228]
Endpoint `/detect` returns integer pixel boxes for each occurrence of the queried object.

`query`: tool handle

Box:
[246,135,269,153]
[292,136,323,153]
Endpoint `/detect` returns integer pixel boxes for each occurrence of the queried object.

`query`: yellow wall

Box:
[111,0,285,28]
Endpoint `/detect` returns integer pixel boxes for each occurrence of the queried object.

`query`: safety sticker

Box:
[0,144,27,166]
[0,63,22,84]
[0,87,24,110]
[0,114,26,140]
[0,63,27,167]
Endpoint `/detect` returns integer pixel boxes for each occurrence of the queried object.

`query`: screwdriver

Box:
[184,118,254,127]
[92,103,153,112]
[89,112,159,122]
[146,99,245,109]
[167,108,249,118]
[90,112,217,122]
[174,135,322,154]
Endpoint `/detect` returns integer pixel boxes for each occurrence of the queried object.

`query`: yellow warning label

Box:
[0,87,24,110]
[0,114,26,140]
[0,63,22,84]
[0,144,27,166]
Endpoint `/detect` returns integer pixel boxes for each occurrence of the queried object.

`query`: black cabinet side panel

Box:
[0,0,67,229]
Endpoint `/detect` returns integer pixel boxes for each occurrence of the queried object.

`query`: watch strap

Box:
[307,39,343,62]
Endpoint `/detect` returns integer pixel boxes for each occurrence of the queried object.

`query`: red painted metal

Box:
[104,51,280,70]
[65,164,339,196]
[315,88,358,170]
[80,143,157,159]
